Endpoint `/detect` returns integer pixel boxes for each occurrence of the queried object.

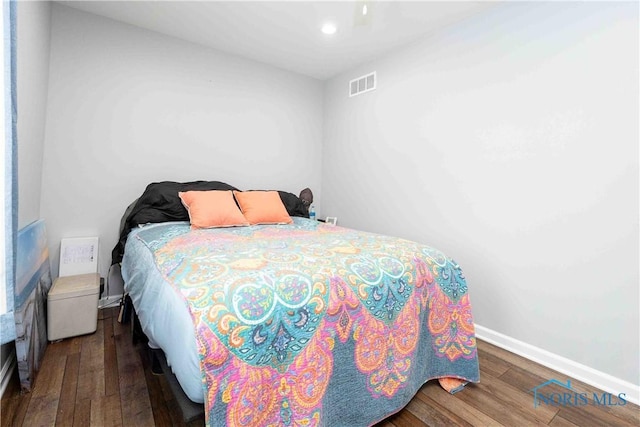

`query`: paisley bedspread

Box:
[128,217,479,426]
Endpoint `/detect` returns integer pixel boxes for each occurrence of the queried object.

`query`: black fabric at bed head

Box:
[128,181,239,225]
[111,181,310,265]
[111,180,238,265]
[277,191,310,219]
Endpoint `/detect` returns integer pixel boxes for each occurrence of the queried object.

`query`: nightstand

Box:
[47,273,100,341]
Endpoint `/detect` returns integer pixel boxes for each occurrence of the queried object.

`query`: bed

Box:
[116,181,480,426]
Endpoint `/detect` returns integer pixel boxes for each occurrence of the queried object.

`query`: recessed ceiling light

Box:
[362,5,368,15]
[321,22,337,35]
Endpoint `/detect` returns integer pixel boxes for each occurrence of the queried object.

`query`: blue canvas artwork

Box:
[14,219,52,391]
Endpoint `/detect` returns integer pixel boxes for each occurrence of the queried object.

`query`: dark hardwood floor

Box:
[1,307,638,426]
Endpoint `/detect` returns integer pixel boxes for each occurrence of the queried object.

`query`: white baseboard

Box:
[474,324,640,406]
[0,347,16,399]
[98,295,122,309]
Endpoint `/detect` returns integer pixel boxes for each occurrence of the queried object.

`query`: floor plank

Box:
[72,398,91,427]
[548,413,581,427]
[90,394,123,427]
[21,391,61,426]
[2,311,639,426]
[103,316,120,397]
[385,406,428,427]
[114,331,155,425]
[419,382,502,426]
[55,352,80,426]
[476,346,512,378]
[478,365,559,424]
[21,347,66,426]
[453,381,545,426]
[412,391,474,426]
[77,319,106,401]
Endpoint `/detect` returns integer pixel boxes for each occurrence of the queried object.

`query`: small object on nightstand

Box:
[299,188,313,213]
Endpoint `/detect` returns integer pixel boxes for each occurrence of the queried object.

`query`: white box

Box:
[48,273,100,341]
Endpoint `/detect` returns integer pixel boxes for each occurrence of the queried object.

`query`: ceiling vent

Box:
[349,71,376,97]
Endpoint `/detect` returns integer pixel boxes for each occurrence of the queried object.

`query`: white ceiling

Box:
[57,1,495,80]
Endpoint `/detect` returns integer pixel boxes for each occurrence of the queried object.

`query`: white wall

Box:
[323,2,639,386]
[40,5,324,283]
